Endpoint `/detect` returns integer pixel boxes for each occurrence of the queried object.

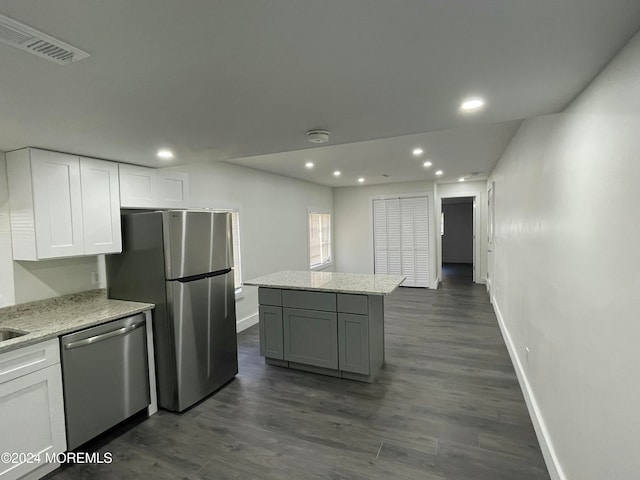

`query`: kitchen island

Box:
[244,271,404,382]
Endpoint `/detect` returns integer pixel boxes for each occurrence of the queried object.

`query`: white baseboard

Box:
[491,297,566,480]
[237,312,258,333]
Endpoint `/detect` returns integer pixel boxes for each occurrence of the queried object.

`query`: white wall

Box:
[0,156,98,307]
[162,161,333,330]
[333,180,437,286]
[436,180,488,283]
[488,32,640,480]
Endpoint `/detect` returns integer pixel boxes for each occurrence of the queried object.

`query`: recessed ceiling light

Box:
[305,161,314,168]
[458,177,465,182]
[358,177,365,183]
[412,148,424,156]
[459,97,485,112]
[333,171,341,176]
[423,161,432,168]
[435,170,444,176]
[157,149,174,160]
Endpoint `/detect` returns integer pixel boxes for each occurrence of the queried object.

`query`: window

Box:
[308,211,332,269]
[215,209,243,295]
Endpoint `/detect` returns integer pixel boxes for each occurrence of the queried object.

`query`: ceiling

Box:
[0,1,639,186]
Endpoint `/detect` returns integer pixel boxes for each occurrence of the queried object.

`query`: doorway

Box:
[441,196,475,284]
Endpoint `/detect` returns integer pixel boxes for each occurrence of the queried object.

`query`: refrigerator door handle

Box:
[175,268,232,283]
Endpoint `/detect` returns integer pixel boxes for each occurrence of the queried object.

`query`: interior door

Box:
[373,195,430,288]
[413,195,430,288]
[400,197,419,287]
[487,183,495,295]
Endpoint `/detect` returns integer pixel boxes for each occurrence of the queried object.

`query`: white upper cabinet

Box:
[118,164,158,208]
[119,164,189,208]
[80,157,122,255]
[157,170,189,208]
[6,148,122,260]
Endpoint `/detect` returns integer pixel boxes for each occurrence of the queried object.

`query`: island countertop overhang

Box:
[244,271,405,296]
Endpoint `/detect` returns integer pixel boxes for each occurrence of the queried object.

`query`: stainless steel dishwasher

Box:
[60,313,150,450]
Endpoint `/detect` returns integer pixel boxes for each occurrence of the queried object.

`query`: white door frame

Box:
[440,194,481,284]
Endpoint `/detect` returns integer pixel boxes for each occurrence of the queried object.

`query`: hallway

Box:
[51,281,549,480]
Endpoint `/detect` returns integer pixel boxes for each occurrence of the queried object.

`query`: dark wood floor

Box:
[50,266,550,480]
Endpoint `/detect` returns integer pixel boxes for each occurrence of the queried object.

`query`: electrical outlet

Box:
[91,272,100,286]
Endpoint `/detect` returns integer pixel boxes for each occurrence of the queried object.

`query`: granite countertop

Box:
[244,271,406,295]
[0,290,154,354]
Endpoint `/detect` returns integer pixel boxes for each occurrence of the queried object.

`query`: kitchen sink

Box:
[0,328,28,341]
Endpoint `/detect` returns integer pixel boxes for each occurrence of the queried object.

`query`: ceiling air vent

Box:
[0,13,89,65]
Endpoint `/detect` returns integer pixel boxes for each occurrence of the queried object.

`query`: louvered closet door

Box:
[413,196,430,287]
[373,199,388,274]
[373,196,430,288]
[386,199,401,275]
[400,197,416,286]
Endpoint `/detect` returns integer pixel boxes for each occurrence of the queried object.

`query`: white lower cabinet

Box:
[0,340,66,480]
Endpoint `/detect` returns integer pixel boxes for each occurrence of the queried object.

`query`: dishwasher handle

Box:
[63,320,145,350]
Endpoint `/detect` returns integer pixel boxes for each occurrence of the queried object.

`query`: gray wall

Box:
[442,200,473,263]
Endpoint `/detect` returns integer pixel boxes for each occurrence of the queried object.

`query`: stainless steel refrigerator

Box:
[106,210,238,412]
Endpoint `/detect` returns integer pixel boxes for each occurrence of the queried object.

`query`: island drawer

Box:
[337,294,368,315]
[282,290,336,312]
[258,287,282,306]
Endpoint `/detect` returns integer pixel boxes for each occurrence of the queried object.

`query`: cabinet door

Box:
[80,158,122,254]
[119,164,158,207]
[157,171,189,208]
[259,305,284,359]
[338,313,370,375]
[31,150,84,258]
[0,364,66,480]
[283,308,338,369]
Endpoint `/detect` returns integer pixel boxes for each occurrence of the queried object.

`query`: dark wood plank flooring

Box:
[49,266,549,479]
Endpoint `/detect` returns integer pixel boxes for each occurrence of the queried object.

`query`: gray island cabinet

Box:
[245,271,405,383]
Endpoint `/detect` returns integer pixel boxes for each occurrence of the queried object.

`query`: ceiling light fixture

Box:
[423,161,432,168]
[157,149,174,160]
[305,161,314,169]
[358,177,365,183]
[458,177,465,182]
[459,97,485,113]
[412,148,424,156]
[333,170,341,176]
[307,129,330,144]
[435,170,444,176]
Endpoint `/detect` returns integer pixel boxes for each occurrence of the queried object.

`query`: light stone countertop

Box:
[0,290,154,354]
[244,270,406,295]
